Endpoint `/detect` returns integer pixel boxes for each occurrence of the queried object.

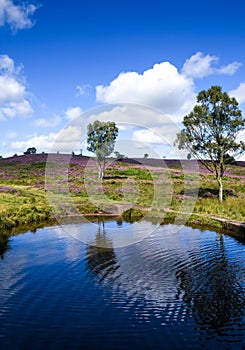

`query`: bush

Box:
[122,208,145,222]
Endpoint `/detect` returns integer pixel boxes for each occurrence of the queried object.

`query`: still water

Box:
[0,221,245,349]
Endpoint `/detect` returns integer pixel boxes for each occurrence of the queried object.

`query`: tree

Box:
[143,153,149,158]
[175,86,245,202]
[24,147,37,155]
[114,151,125,161]
[87,120,118,179]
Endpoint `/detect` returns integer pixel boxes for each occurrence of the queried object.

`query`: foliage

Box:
[176,86,245,202]
[122,208,145,222]
[114,151,125,161]
[24,147,37,154]
[144,153,149,158]
[87,121,118,178]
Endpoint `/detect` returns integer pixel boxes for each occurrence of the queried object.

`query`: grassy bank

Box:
[0,154,244,239]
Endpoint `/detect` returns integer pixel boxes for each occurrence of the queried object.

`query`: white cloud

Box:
[0,75,25,102]
[0,54,33,120]
[12,133,57,153]
[132,129,165,145]
[182,52,241,78]
[96,52,242,129]
[132,124,180,146]
[86,104,182,154]
[237,129,245,142]
[229,82,245,104]
[0,0,38,32]
[76,84,91,97]
[65,106,83,120]
[33,116,61,128]
[182,52,218,78]
[218,62,242,75]
[96,61,196,118]
[0,54,14,72]
[11,126,83,154]
[87,105,168,129]
[54,125,83,152]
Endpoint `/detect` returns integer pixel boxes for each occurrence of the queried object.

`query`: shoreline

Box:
[1,208,245,242]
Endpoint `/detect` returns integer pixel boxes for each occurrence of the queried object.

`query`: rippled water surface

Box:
[0,221,245,349]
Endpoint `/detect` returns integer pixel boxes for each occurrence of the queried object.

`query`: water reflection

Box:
[0,222,245,349]
[86,221,121,283]
[176,234,245,333]
[85,224,245,339]
[0,234,11,258]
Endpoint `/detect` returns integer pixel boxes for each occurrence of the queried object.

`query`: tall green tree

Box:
[176,86,245,202]
[87,120,118,179]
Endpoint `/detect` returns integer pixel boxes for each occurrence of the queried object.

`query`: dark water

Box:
[0,221,245,349]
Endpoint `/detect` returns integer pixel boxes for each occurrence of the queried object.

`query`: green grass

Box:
[0,186,53,232]
[0,157,244,237]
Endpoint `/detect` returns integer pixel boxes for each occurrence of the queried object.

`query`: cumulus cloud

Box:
[87,104,167,129]
[132,129,164,145]
[0,54,33,120]
[0,53,14,72]
[65,106,83,120]
[96,61,195,118]
[33,116,62,128]
[96,52,242,133]
[0,0,38,32]
[229,82,245,104]
[12,133,57,153]
[86,104,182,154]
[182,52,218,78]
[11,126,84,154]
[218,62,242,75]
[53,125,83,151]
[182,52,241,78]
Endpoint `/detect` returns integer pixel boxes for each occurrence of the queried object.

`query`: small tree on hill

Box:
[87,120,118,179]
[114,151,125,161]
[175,86,245,202]
[24,147,37,155]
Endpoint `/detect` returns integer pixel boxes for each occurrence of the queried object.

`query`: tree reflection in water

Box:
[86,222,245,339]
[0,234,11,259]
[176,234,245,334]
[86,220,121,283]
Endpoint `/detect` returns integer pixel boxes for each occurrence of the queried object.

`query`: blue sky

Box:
[0,0,245,158]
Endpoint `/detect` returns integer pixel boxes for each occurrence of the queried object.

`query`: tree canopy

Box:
[175,86,245,202]
[24,147,37,155]
[87,120,118,179]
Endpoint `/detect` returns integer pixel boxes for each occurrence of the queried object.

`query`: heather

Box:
[0,154,245,238]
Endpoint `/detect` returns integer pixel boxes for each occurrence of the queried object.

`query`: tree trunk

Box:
[98,166,103,179]
[218,177,223,202]
[100,168,104,179]
[98,161,105,179]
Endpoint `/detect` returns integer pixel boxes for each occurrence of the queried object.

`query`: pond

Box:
[0,221,245,349]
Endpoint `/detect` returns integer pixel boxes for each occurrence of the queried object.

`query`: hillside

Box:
[0,153,245,237]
